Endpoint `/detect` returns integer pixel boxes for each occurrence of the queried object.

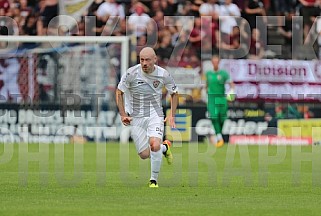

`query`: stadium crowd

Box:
[1,0,321,63]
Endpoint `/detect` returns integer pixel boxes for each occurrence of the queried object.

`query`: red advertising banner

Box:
[202,59,321,101]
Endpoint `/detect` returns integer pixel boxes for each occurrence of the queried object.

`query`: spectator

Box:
[272,0,292,16]
[219,26,246,58]
[22,14,38,35]
[177,1,202,17]
[272,0,296,32]
[248,28,265,59]
[219,0,241,35]
[0,0,10,14]
[201,16,219,54]
[128,2,151,37]
[234,0,246,13]
[9,2,23,33]
[83,0,104,36]
[299,0,317,39]
[152,10,164,30]
[156,33,173,63]
[201,37,215,60]
[19,0,32,18]
[244,0,266,30]
[113,19,127,36]
[95,0,125,35]
[159,0,177,16]
[278,10,295,59]
[177,44,200,68]
[191,0,203,17]
[199,0,220,20]
[96,0,125,21]
[86,0,104,16]
[76,19,85,36]
[145,20,158,47]
[148,0,160,18]
[189,17,203,58]
[136,34,147,54]
[171,30,188,63]
[38,0,58,35]
[128,0,139,14]
[34,0,46,15]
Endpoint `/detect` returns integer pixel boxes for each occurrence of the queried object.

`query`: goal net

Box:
[0,36,130,107]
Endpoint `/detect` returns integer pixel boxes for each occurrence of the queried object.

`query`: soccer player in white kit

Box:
[116,47,178,188]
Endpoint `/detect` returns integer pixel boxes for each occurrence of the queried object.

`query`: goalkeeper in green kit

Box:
[205,55,235,147]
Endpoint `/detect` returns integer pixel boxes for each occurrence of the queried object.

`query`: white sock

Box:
[161,144,167,153]
[217,133,223,141]
[150,149,162,181]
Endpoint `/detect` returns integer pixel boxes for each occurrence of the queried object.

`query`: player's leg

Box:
[162,140,173,165]
[209,106,221,146]
[131,117,150,159]
[148,136,162,187]
[211,118,222,144]
[215,103,228,148]
[147,117,164,187]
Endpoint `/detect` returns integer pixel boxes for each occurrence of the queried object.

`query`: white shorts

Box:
[131,115,164,154]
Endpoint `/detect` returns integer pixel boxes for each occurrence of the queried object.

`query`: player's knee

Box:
[150,141,160,152]
[139,151,150,160]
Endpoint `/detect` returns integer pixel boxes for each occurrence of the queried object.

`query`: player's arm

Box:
[168,92,178,128]
[115,89,132,126]
[164,70,178,128]
[226,71,236,101]
[115,88,126,117]
[116,71,133,126]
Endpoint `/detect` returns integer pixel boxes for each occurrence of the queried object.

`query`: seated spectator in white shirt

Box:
[199,0,220,20]
[95,0,125,36]
[219,0,241,35]
[128,2,151,38]
[96,0,125,23]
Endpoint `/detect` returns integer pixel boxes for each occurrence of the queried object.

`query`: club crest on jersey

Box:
[153,80,160,88]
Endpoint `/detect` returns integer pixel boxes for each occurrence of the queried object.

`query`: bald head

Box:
[140,47,156,57]
[140,47,157,74]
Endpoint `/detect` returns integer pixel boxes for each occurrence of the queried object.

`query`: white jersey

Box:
[117,64,178,117]
[219,3,241,34]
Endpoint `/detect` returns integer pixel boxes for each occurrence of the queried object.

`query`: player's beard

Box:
[142,65,153,74]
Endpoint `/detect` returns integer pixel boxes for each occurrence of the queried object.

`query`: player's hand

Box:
[121,116,132,126]
[164,116,176,128]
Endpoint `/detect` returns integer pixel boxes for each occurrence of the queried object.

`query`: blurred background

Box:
[0,0,321,144]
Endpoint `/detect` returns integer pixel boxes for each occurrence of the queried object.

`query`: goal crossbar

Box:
[0,35,130,75]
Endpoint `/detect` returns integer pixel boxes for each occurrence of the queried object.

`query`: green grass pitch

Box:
[1,142,321,215]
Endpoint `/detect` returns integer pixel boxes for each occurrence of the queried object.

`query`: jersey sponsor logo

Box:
[153,80,160,88]
[138,81,144,84]
[172,86,177,91]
